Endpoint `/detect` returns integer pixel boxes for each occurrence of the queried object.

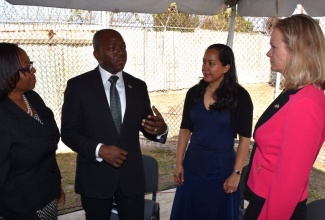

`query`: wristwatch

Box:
[233,169,242,175]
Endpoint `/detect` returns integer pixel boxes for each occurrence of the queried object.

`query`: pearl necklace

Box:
[22,94,43,124]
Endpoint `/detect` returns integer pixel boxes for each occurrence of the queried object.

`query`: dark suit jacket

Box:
[0,91,61,220]
[61,67,165,199]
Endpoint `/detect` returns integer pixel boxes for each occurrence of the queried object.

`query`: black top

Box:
[180,84,253,138]
[0,91,61,219]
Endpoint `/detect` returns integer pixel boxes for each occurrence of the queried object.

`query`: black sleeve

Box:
[61,79,99,163]
[140,81,168,144]
[180,86,197,132]
[0,118,39,220]
[235,86,254,138]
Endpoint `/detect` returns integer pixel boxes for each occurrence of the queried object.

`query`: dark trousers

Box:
[81,186,144,220]
[243,190,306,220]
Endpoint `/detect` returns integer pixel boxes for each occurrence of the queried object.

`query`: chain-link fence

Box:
[2,2,324,142]
[2,0,325,214]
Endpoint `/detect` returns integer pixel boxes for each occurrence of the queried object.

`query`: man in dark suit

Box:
[61,29,168,220]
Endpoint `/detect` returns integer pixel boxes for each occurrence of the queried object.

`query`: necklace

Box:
[22,94,43,124]
[23,94,33,116]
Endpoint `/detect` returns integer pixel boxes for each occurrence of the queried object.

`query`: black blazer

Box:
[61,67,165,199]
[0,91,61,220]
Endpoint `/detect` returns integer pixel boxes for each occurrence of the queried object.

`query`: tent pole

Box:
[101,11,107,28]
[227,5,236,48]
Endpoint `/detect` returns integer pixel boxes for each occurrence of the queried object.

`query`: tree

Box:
[265,17,279,35]
[68,9,92,23]
[200,9,254,32]
[152,3,199,32]
[153,4,254,33]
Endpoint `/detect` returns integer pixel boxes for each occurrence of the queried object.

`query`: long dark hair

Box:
[0,43,21,100]
[195,44,239,111]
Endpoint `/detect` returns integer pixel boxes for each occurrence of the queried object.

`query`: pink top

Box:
[247,84,325,220]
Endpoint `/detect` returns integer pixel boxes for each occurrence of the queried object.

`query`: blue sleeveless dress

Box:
[170,99,240,220]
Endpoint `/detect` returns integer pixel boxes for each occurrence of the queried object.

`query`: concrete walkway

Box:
[58,188,176,220]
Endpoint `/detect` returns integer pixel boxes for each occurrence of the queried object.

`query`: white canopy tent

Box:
[5,0,325,47]
[3,0,233,45]
[5,0,325,17]
[238,0,325,17]
[5,0,229,16]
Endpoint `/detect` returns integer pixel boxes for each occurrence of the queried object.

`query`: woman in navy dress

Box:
[170,44,253,220]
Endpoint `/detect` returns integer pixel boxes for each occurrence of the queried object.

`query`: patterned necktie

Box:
[109,75,122,134]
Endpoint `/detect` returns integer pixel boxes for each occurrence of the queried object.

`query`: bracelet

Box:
[233,169,242,175]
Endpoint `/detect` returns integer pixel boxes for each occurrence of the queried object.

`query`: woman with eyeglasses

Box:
[0,43,65,219]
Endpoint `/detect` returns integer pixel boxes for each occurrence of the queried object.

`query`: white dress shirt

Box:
[95,66,167,161]
[96,65,126,161]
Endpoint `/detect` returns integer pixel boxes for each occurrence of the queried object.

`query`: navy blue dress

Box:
[170,99,241,220]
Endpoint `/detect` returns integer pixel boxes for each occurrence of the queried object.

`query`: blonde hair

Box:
[274,14,325,90]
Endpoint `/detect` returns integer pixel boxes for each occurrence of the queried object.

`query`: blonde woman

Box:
[244,14,325,220]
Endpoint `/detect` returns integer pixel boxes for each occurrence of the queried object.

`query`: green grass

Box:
[142,148,176,191]
[56,153,81,215]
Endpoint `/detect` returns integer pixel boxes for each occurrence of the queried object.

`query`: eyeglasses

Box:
[17,61,33,73]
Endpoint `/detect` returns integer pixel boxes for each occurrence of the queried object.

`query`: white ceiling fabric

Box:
[237,0,325,17]
[6,0,325,17]
[5,0,228,15]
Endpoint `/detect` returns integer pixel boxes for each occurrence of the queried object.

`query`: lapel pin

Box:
[274,104,280,108]
[128,84,132,89]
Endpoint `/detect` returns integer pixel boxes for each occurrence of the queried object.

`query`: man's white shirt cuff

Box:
[96,143,103,162]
